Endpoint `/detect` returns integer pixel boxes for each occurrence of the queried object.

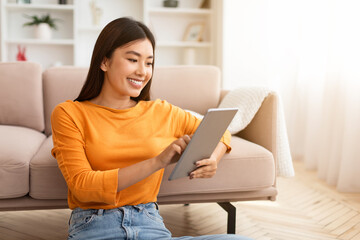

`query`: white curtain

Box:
[222,0,360,192]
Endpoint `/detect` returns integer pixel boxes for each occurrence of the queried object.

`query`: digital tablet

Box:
[168,108,238,181]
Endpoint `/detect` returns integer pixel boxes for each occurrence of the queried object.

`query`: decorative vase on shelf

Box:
[23,14,59,40]
[35,23,52,40]
[17,0,31,4]
[163,0,178,8]
[89,0,103,26]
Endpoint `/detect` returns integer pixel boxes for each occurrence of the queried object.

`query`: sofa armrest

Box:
[219,89,230,105]
[234,92,278,165]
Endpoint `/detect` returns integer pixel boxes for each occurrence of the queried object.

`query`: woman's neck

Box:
[90,94,137,110]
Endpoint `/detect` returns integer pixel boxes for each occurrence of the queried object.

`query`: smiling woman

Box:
[90,40,154,110]
[50,17,251,240]
[75,18,155,104]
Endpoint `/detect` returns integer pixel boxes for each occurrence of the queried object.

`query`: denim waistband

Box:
[71,202,159,217]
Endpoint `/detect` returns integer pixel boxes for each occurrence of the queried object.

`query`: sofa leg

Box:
[217,202,236,234]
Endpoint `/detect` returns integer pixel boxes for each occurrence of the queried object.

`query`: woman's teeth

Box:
[128,78,142,86]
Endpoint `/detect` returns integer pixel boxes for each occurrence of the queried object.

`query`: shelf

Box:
[5,3,74,11]
[77,26,103,32]
[157,41,211,48]
[6,39,74,45]
[1,0,217,67]
[148,7,211,15]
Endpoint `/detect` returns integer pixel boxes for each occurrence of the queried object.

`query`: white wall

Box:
[222,0,269,89]
[222,0,302,91]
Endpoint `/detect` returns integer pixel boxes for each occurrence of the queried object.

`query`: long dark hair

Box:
[75,17,156,102]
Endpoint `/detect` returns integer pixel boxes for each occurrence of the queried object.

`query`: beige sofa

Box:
[0,62,277,233]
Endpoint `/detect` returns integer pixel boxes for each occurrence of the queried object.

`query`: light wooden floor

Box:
[1,161,360,240]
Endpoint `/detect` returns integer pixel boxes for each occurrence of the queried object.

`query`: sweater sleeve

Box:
[220,130,232,153]
[51,104,119,205]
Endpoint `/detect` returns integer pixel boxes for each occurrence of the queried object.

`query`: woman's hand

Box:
[190,157,218,179]
[189,142,228,179]
[117,135,191,192]
[155,135,191,169]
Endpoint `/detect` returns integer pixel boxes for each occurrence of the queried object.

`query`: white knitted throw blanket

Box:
[218,87,295,177]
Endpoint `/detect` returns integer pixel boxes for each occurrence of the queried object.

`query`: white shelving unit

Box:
[6,39,74,45]
[147,7,211,15]
[0,0,219,68]
[0,0,75,68]
[5,2,74,10]
[74,0,143,67]
[144,0,215,65]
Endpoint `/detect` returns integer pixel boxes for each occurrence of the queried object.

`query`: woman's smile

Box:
[127,78,144,88]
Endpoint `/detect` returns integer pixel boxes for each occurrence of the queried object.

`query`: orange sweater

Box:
[51,99,231,210]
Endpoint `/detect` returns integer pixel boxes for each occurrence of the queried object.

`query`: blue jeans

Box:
[68,202,252,240]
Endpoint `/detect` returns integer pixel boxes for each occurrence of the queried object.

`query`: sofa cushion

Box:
[43,67,88,136]
[0,62,44,132]
[159,136,275,197]
[27,135,275,200]
[30,136,68,199]
[0,125,46,199]
[151,66,221,115]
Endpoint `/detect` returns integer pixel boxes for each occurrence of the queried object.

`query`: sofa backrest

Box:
[0,62,44,132]
[151,66,221,115]
[43,67,88,136]
[43,65,221,136]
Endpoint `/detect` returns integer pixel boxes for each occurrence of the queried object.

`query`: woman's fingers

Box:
[195,159,216,168]
[190,169,217,179]
[171,144,182,155]
[183,134,191,144]
[174,135,191,154]
[190,158,218,179]
[157,135,192,168]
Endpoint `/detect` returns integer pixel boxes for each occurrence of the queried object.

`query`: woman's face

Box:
[100,38,154,100]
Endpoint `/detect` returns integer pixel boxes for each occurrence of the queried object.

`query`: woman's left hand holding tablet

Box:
[190,157,218,179]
